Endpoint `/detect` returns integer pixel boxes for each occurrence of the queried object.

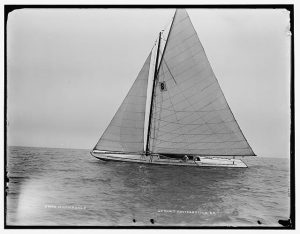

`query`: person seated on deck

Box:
[182,155,189,162]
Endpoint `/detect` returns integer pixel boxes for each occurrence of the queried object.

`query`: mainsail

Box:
[148,9,255,156]
[94,53,151,153]
[94,9,255,158]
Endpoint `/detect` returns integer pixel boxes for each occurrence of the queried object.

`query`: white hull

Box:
[91,151,247,168]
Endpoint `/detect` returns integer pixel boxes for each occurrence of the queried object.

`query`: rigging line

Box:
[163,58,177,84]
[161,68,191,145]
[148,10,177,153]
[159,64,189,148]
[146,13,177,154]
[152,64,164,151]
[146,32,162,155]
[151,95,157,151]
[155,61,181,137]
[155,9,177,82]
[161,13,174,36]
[161,64,179,122]
[161,34,167,41]
[152,62,182,149]
[150,70,160,152]
[151,44,167,152]
[157,60,166,118]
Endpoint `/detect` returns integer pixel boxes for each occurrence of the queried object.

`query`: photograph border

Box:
[3,4,295,229]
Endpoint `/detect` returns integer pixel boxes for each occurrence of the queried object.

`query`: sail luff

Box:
[146,32,162,155]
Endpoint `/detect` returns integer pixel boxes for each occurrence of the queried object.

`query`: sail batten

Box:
[94,53,151,153]
[149,9,255,156]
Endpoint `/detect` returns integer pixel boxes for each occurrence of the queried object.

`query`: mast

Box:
[146,32,161,155]
[145,10,177,156]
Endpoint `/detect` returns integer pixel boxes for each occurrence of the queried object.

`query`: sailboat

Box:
[91,9,256,168]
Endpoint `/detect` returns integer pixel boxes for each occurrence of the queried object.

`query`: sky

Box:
[7,8,291,158]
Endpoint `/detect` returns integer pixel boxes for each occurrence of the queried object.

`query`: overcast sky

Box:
[7,8,291,158]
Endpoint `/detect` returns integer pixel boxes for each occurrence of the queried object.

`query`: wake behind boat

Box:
[91,9,256,168]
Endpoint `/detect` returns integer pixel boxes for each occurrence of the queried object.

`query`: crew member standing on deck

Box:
[183,155,188,162]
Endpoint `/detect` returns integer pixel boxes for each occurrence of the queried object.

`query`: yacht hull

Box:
[91,151,247,168]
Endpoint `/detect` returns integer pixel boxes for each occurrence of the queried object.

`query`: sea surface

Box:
[6,146,290,227]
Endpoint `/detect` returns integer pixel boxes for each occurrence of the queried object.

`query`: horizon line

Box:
[6,145,289,158]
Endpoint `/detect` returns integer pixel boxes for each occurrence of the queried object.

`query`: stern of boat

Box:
[194,157,248,168]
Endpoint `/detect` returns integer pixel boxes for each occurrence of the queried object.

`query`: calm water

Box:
[6,146,290,226]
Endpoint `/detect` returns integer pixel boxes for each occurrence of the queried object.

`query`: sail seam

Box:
[100,139,144,143]
[155,81,218,105]
[153,107,228,113]
[153,138,246,144]
[156,130,239,136]
[156,94,223,124]
[152,117,234,126]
